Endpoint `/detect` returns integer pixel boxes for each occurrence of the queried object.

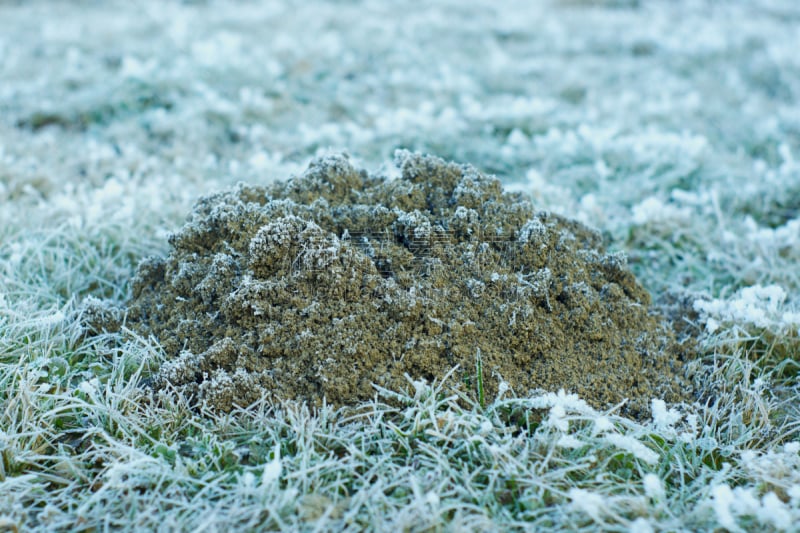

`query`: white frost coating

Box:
[710,484,738,531]
[789,485,800,506]
[506,128,528,147]
[496,380,509,399]
[642,473,664,500]
[604,434,658,465]
[629,518,654,533]
[299,236,342,271]
[239,471,256,489]
[394,210,432,240]
[739,445,800,506]
[694,284,796,333]
[631,196,691,226]
[592,415,615,436]
[651,399,682,431]
[746,216,800,249]
[704,317,720,334]
[526,389,597,416]
[517,218,547,243]
[453,205,470,220]
[452,168,488,204]
[568,488,606,521]
[78,378,99,395]
[159,350,204,383]
[757,493,792,530]
[710,484,794,531]
[249,216,308,254]
[545,404,569,432]
[37,310,65,327]
[419,490,440,508]
[261,444,282,486]
[556,435,585,449]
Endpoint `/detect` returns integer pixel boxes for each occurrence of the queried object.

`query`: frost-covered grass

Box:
[2,0,800,530]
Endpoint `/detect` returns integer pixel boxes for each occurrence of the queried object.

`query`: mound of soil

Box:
[92,151,694,417]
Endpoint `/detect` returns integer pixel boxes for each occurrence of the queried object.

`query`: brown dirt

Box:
[87,151,695,418]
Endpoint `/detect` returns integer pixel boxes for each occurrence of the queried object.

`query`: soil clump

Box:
[90,151,694,418]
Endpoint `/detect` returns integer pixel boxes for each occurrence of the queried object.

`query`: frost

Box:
[789,485,800,505]
[506,128,528,147]
[740,445,800,492]
[261,444,282,486]
[642,473,664,500]
[159,351,204,384]
[556,435,585,449]
[710,484,794,531]
[604,434,658,465]
[425,491,440,507]
[78,378,99,395]
[453,206,470,220]
[629,518,654,533]
[239,471,256,489]
[631,196,691,226]
[747,217,800,249]
[517,218,547,244]
[545,404,570,432]
[694,284,795,333]
[592,416,614,436]
[757,493,792,530]
[568,488,605,521]
[394,210,432,241]
[527,389,597,416]
[36,310,65,328]
[651,399,681,431]
[710,484,738,531]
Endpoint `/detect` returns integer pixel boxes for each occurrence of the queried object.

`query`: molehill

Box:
[87,151,694,417]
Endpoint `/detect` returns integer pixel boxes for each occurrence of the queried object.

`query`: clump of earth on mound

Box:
[85,151,694,418]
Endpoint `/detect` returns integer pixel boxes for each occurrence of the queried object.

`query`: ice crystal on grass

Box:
[651,398,682,432]
[604,433,658,465]
[694,284,798,333]
[642,473,664,501]
[693,285,800,379]
[711,484,794,531]
[631,196,691,226]
[568,488,606,522]
[557,435,586,449]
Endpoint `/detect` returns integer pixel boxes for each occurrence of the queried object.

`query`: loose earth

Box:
[86,151,694,418]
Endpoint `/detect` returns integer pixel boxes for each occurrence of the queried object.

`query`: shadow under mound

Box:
[88,151,695,419]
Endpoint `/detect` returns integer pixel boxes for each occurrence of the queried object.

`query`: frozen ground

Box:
[1,0,799,530]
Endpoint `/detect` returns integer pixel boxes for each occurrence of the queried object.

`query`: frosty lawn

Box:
[1,0,800,531]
